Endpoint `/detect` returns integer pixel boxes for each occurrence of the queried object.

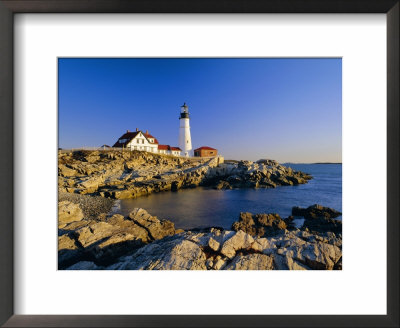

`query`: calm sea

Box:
[119,164,342,230]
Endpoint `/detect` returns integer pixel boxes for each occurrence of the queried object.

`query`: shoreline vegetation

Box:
[58,150,342,270]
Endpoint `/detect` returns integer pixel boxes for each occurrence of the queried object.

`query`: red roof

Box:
[158,145,170,150]
[158,145,181,151]
[194,146,217,151]
[143,132,159,144]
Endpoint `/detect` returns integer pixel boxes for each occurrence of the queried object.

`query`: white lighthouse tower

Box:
[179,102,192,157]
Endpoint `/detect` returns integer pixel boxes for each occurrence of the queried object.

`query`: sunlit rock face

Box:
[58,150,311,199]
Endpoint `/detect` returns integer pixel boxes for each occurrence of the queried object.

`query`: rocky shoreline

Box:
[58,150,312,199]
[57,150,336,270]
[59,201,342,270]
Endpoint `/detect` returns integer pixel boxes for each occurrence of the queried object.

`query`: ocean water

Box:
[119,164,342,230]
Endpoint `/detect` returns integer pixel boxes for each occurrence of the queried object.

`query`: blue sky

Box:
[58,58,341,163]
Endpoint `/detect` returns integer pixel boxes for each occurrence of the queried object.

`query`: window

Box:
[137,139,140,144]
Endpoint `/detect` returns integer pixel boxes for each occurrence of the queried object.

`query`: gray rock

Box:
[225,254,274,270]
[109,237,207,270]
[232,212,287,237]
[128,208,175,240]
[66,261,100,270]
[220,230,254,259]
[292,204,342,219]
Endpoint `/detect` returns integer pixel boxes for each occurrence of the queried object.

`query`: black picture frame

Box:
[0,1,398,327]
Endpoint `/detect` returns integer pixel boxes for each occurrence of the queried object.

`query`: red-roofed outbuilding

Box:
[194,146,218,157]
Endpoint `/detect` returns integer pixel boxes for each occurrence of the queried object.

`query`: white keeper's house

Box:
[112,128,182,156]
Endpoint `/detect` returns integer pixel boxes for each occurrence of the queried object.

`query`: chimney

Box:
[126,130,129,133]
[136,128,138,132]
[146,130,148,134]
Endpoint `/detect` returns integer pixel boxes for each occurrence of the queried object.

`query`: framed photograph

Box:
[0,0,398,327]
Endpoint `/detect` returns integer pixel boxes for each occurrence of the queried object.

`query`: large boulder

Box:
[232,212,257,236]
[250,237,276,254]
[292,242,342,270]
[128,208,175,240]
[58,201,84,228]
[225,253,274,270]
[110,237,207,270]
[302,217,342,235]
[265,229,342,270]
[292,204,341,219]
[58,233,79,251]
[73,214,151,247]
[232,212,287,237]
[273,253,310,270]
[292,204,342,234]
[75,222,116,248]
[59,209,178,268]
[58,164,77,177]
[256,159,278,167]
[220,230,254,259]
[107,214,150,242]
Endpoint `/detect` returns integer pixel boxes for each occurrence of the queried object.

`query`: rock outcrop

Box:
[105,228,341,271]
[58,207,177,269]
[232,212,287,237]
[58,201,84,228]
[292,204,342,219]
[292,204,342,234]
[58,150,311,199]
[207,160,311,190]
[58,150,222,198]
[59,201,342,271]
[109,238,208,270]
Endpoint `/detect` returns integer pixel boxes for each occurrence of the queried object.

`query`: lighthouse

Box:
[179,102,192,157]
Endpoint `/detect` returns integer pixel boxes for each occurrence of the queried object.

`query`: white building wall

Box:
[125,132,158,153]
[158,149,181,156]
[115,131,182,156]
